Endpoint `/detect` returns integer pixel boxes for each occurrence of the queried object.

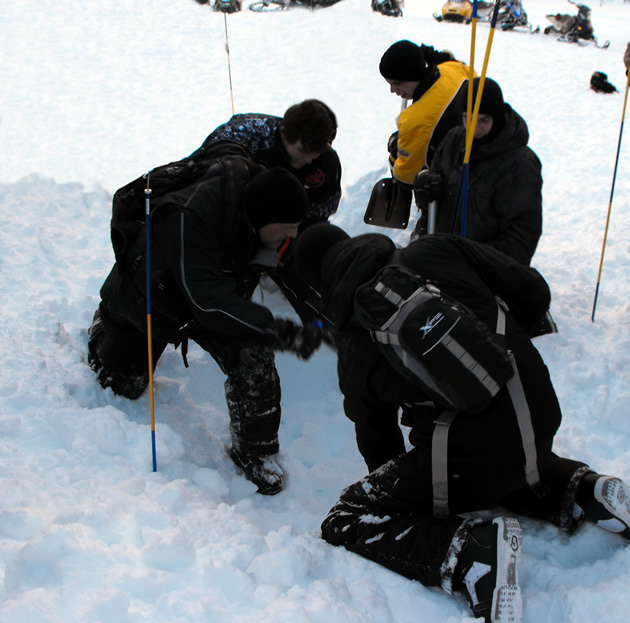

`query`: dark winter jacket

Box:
[319,233,561,512]
[427,104,542,265]
[191,113,342,222]
[100,155,281,346]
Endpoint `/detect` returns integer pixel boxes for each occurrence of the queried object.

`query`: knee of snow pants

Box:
[194,336,282,457]
[96,305,167,377]
[500,456,591,534]
[321,451,467,589]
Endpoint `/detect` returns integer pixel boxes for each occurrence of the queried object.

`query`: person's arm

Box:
[484,151,543,266]
[337,331,411,471]
[154,192,276,344]
[302,149,342,220]
[393,104,430,185]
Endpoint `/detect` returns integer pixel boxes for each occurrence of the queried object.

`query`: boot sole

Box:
[491,517,523,623]
[594,477,630,538]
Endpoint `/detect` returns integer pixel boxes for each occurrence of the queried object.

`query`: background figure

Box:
[379,40,470,186]
[413,77,542,267]
[189,98,341,225]
[624,41,630,71]
[293,223,630,623]
[89,163,322,495]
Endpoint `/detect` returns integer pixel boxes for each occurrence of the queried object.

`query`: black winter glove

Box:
[272,318,323,360]
[413,169,443,211]
[387,131,399,164]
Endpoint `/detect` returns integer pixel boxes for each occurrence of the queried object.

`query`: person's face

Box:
[282,138,321,169]
[463,113,494,140]
[258,222,301,250]
[385,78,420,100]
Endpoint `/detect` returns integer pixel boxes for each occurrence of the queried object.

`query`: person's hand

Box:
[624,42,630,72]
[413,169,443,210]
[272,318,322,360]
[387,131,399,162]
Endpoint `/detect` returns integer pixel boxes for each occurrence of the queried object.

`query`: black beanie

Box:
[294,222,350,293]
[244,167,309,231]
[379,40,427,82]
[466,77,506,137]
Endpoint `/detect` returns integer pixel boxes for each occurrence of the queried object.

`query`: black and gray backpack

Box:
[353,264,514,414]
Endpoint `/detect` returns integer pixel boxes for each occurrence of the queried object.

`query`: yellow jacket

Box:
[393,61,471,185]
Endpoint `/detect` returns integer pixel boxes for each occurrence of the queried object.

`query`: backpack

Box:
[590,71,618,94]
[110,139,253,270]
[353,264,514,414]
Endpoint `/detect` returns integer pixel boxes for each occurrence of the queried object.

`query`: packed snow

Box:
[1,0,630,621]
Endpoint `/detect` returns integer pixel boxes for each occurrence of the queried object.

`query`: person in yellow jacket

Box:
[379,40,471,186]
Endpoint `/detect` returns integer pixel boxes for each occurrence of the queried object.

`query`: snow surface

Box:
[1,0,630,621]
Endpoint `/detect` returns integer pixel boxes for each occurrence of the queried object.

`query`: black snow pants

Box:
[321,447,591,593]
[93,306,281,457]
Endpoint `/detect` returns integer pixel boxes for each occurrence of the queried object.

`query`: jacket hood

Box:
[319,234,396,328]
[471,103,529,162]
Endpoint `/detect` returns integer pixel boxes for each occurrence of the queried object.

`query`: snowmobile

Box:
[496,0,539,34]
[371,0,403,18]
[543,0,610,48]
[433,0,493,24]
[214,0,242,12]
[249,0,339,10]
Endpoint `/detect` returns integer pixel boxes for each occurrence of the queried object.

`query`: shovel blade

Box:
[364,178,412,229]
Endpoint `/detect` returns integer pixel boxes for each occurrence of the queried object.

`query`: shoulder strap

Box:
[432,410,457,518]
[496,300,543,493]
[430,300,544,518]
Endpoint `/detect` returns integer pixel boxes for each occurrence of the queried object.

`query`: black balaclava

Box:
[293,222,350,293]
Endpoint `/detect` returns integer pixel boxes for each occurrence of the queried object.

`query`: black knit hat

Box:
[294,222,350,293]
[379,40,427,81]
[244,167,309,231]
[466,77,506,137]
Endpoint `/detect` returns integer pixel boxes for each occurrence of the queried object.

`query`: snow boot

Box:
[530,310,558,338]
[578,474,630,538]
[230,447,284,495]
[454,517,523,623]
[371,0,402,17]
[88,310,149,399]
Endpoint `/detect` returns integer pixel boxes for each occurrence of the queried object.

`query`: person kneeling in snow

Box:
[88,165,322,495]
[293,223,630,622]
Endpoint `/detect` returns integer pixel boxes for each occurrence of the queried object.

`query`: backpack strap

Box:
[429,300,544,518]
[496,301,544,494]
[432,410,457,518]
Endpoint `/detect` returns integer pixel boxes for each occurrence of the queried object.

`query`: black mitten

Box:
[413,169,443,210]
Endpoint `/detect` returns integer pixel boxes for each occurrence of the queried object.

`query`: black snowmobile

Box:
[249,0,340,10]
[544,0,610,49]
[193,0,243,13]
